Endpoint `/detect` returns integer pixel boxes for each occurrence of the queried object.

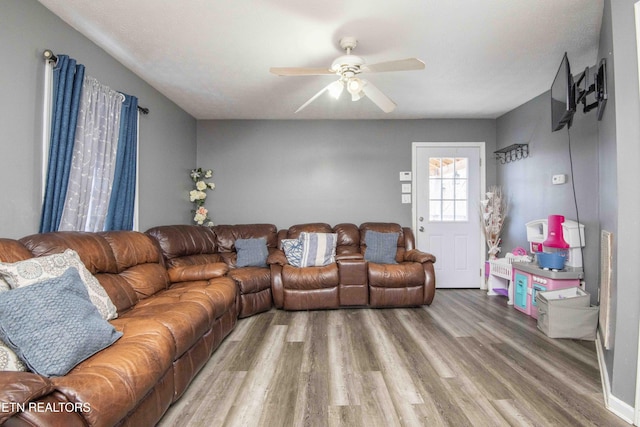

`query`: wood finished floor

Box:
[158,290,628,427]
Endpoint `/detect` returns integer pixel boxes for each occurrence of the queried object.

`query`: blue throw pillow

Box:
[364,231,399,264]
[235,238,269,268]
[0,267,122,377]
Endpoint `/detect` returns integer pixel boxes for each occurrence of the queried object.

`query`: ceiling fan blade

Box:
[270,67,334,76]
[295,80,344,113]
[361,58,425,73]
[361,80,396,113]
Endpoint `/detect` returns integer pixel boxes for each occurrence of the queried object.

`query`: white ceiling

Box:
[38,0,604,120]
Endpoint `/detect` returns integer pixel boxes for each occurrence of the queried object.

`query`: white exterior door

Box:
[412,143,485,289]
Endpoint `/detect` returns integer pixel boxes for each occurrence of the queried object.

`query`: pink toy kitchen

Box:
[487,214,585,320]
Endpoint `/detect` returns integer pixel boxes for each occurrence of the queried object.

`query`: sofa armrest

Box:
[267,250,288,266]
[167,262,229,283]
[403,249,436,264]
[0,372,54,424]
[402,249,436,305]
[270,264,284,308]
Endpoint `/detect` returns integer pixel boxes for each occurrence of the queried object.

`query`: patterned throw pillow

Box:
[0,268,122,377]
[0,342,27,372]
[0,249,117,320]
[298,232,338,267]
[281,239,303,267]
[235,238,269,268]
[364,231,399,264]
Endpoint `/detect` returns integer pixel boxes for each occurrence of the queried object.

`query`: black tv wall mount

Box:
[575,58,608,121]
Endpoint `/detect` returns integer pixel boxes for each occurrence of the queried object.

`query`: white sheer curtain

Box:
[59,76,124,232]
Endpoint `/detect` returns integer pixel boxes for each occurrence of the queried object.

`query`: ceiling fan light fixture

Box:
[347,77,363,94]
[328,80,344,99]
[347,77,365,100]
[276,36,424,113]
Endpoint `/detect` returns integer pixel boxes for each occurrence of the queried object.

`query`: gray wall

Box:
[601,0,640,407]
[498,0,640,408]
[196,119,496,229]
[496,91,599,300]
[0,0,197,238]
[6,0,640,413]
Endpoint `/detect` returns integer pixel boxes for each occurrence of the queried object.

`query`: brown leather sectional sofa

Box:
[0,222,435,426]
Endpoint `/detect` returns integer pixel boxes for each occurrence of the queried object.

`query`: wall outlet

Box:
[552,174,567,185]
[401,183,412,193]
[401,194,411,204]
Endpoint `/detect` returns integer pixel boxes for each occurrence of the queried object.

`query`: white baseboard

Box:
[595,332,635,424]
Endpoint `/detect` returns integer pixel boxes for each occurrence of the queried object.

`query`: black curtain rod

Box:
[43,49,57,64]
[43,49,150,115]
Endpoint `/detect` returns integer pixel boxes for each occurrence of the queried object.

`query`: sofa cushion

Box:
[298,232,337,267]
[145,225,217,267]
[228,267,271,294]
[0,268,122,377]
[53,316,176,427]
[235,238,268,267]
[166,277,237,321]
[0,249,117,320]
[281,263,339,290]
[214,224,278,253]
[364,231,399,264]
[368,262,425,288]
[121,296,212,359]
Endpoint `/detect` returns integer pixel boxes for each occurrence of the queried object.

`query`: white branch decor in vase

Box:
[189,167,215,226]
[480,185,508,259]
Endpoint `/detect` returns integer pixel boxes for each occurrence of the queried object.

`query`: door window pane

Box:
[455,201,468,221]
[428,156,469,222]
[429,179,441,199]
[429,201,442,221]
[455,158,468,178]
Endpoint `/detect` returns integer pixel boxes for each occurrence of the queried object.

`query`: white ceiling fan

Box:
[270,37,425,113]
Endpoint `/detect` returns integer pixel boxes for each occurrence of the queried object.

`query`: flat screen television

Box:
[551,53,576,132]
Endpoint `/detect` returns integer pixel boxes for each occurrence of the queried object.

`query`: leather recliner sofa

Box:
[0,222,435,426]
[146,224,277,318]
[269,222,436,310]
[359,222,436,307]
[0,231,238,427]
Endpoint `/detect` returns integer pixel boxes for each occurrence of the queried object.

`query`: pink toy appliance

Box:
[525,215,585,270]
[543,215,569,250]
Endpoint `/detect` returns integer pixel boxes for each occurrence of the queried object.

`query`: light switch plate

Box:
[401,183,412,193]
[399,171,412,181]
[401,194,411,204]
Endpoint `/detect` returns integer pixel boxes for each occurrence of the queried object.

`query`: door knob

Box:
[419,226,424,232]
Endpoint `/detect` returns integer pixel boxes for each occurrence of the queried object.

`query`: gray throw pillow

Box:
[235,238,269,268]
[364,231,399,264]
[0,268,122,377]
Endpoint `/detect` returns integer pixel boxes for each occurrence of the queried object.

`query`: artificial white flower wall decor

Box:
[189,167,215,226]
[480,185,508,259]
